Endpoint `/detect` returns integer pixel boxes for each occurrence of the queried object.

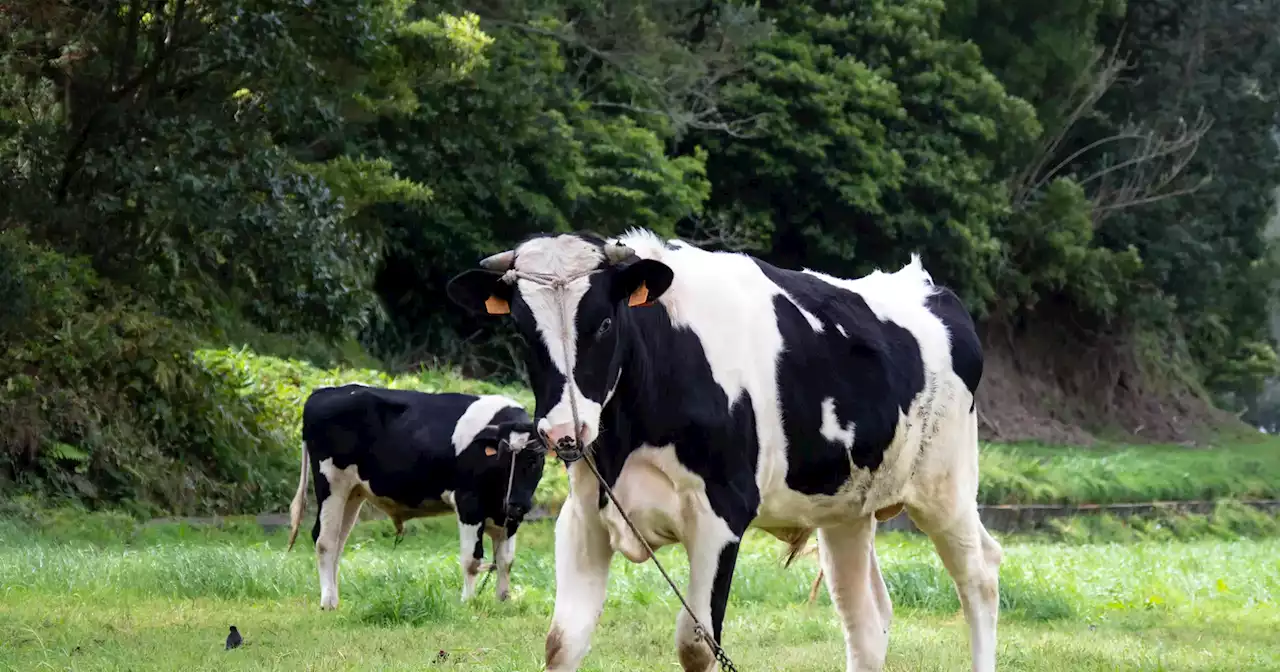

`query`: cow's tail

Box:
[286,441,310,552]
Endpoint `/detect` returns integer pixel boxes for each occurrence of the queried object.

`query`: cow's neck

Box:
[610,308,700,447]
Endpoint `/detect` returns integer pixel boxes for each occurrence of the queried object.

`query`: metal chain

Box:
[500,258,740,671]
[477,562,496,593]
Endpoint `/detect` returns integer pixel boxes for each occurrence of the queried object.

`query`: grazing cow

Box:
[285,384,547,608]
[446,231,1002,672]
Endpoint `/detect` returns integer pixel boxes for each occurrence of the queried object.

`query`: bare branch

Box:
[1011,37,1131,208]
[1091,174,1213,217]
[1010,27,1213,224]
[679,211,759,251]
[480,10,769,139]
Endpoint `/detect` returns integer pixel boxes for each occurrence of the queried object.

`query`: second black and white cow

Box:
[285,384,547,608]
[447,231,1002,672]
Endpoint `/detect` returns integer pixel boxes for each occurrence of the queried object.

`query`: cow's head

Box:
[458,420,546,523]
[446,234,673,456]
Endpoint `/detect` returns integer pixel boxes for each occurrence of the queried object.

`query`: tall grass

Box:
[978,440,1280,504]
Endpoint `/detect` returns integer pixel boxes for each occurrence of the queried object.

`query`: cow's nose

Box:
[506,503,529,519]
[541,422,586,446]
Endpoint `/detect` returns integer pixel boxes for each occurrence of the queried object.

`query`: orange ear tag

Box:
[628,282,652,308]
[547,448,558,460]
[484,446,498,457]
[485,295,510,315]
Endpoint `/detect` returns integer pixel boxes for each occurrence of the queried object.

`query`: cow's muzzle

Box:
[504,502,530,521]
[539,423,588,463]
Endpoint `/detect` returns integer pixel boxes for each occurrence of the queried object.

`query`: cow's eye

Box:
[596,318,612,338]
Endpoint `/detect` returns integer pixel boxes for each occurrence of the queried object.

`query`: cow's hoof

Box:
[497,589,510,602]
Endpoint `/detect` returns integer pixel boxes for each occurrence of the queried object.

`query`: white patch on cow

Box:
[820,397,855,450]
[513,235,605,444]
[612,230,791,498]
[452,395,523,455]
[837,323,848,337]
[458,521,484,601]
[507,431,531,451]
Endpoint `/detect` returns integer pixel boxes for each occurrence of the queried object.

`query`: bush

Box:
[0,230,292,515]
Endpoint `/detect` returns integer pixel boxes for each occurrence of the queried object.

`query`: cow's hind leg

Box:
[457,518,485,601]
[907,502,1000,672]
[338,492,364,551]
[907,412,1001,672]
[819,515,889,672]
[314,467,357,610]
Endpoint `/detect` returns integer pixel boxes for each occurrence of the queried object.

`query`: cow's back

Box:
[302,386,481,502]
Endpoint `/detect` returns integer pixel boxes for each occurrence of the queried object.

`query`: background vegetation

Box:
[3,0,1280,515]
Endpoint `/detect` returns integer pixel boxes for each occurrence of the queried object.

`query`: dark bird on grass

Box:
[435,649,449,663]
[226,625,243,650]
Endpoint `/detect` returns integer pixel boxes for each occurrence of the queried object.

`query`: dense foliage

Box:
[2,0,1278,512]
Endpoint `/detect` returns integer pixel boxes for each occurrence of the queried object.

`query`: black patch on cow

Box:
[709,542,740,642]
[925,287,983,412]
[310,468,332,545]
[588,304,763,537]
[301,386,544,540]
[751,260,927,496]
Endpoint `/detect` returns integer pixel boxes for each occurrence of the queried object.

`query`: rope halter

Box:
[482,241,636,464]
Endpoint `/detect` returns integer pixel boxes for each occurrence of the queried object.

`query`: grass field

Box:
[2,513,1278,671]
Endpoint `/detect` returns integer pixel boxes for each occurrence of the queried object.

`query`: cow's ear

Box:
[611,259,674,308]
[474,424,502,457]
[447,270,513,316]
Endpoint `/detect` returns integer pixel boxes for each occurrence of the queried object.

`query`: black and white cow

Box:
[285,384,547,608]
[446,231,1002,672]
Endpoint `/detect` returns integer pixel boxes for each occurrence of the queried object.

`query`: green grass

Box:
[2,516,1278,671]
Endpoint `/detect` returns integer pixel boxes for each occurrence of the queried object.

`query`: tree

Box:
[688,0,1039,310]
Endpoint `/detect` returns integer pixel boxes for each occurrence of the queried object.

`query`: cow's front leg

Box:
[545,493,613,672]
[454,495,486,601]
[675,513,742,672]
[491,525,518,602]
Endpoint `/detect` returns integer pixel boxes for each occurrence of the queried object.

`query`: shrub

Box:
[0,230,292,515]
